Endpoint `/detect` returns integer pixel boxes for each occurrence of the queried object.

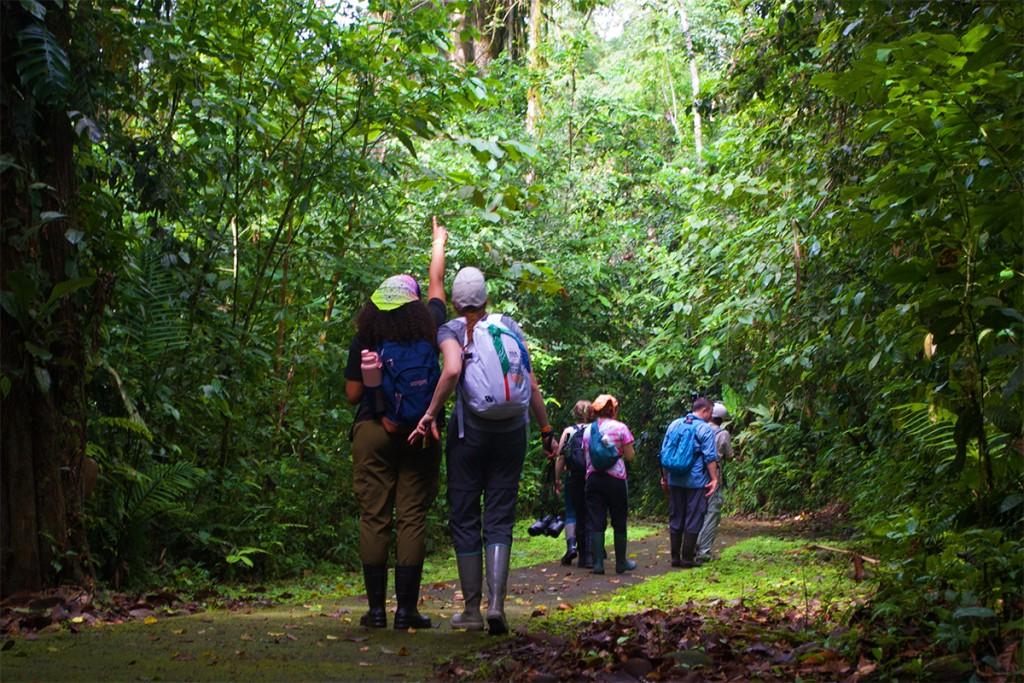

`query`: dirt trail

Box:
[0,519,773,682]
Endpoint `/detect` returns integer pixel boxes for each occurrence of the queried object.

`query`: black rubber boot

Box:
[485,544,511,635]
[560,536,578,566]
[670,530,683,567]
[451,554,484,630]
[579,530,594,568]
[359,564,387,628]
[680,532,699,569]
[393,565,431,630]
[614,532,637,574]
[590,531,606,575]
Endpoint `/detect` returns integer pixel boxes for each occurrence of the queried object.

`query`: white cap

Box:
[452,267,487,311]
[712,402,729,420]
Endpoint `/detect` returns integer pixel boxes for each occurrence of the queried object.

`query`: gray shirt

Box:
[711,424,732,488]
[437,314,530,433]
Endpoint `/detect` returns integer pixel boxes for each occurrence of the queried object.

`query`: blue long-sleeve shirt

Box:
[661,413,718,488]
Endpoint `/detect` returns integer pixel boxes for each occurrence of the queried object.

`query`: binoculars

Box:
[528,513,566,538]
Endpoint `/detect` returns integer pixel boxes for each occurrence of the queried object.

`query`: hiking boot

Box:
[670,530,683,567]
[560,536,578,566]
[485,544,511,635]
[393,565,431,630]
[614,532,637,574]
[359,564,387,628]
[590,531,606,575]
[451,554,484,631]
[679,532,699,569]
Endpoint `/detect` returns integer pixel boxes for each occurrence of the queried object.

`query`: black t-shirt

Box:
[344,297,447,424]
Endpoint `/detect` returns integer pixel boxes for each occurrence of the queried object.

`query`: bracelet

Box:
[540,425,553,434]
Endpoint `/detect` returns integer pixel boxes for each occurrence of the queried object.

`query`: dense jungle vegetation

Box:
[1,0,1021,673]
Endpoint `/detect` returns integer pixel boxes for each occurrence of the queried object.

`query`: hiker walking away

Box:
[583,394,637,575]
[659,397,719,569]
[344,218,448,630]
[554,400,595,568]
[409,266,556,635]
[696,402,733,563]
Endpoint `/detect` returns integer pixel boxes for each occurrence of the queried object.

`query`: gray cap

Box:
[712,402,729,420]
[452,267,487,311]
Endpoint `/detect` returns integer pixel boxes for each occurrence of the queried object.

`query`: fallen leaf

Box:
[325,635,339,641]
[172,629,186,635]
[398,646,410,656]
[143,616,158,625]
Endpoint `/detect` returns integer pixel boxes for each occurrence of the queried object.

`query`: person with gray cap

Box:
[409,266,556,636]
[696,401,733,563]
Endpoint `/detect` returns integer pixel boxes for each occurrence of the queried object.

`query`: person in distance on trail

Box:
[409,266,556,636]
[659,397,719,569]
[583,394,637,575]
[554,400,595,568]
[696,402,733,563]
[344,218,448,630]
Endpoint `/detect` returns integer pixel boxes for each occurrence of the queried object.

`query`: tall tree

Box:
[676,0,702,162]
[1,0,93,595]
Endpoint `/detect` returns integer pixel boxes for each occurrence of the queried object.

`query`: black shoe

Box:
[393,565,431,630]
[560,537,578,566]
[360,564,388,628]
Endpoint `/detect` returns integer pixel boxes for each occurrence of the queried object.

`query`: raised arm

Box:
[428,216,447,303]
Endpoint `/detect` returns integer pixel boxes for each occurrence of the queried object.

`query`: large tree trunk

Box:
[1,1,91,597]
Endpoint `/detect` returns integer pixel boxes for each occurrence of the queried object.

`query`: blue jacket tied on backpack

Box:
[660,413,717,488]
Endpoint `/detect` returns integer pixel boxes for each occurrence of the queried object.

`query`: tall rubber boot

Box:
[670,530,683,567]
[485,544,511,636]
[579,528,594,568]
[590,531,606,575]
[359,564,387,628]
[614,532,637,574]
[393,565,431,630]
[560,522,578,566]
[450,554,484,630]
[680,532,699,569]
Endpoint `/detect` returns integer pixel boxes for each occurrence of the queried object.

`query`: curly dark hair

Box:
[356,300,436,348]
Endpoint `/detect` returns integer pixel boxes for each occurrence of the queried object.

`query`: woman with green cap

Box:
[343,219,447,630]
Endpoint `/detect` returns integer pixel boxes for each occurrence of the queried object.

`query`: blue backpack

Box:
[660,415,700,475]
[378,339,440,430]
[588,420,620,471]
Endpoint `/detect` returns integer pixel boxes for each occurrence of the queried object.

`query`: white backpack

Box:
[457,313,533,425]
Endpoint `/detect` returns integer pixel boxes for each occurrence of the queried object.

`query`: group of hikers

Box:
[344,219,732,636]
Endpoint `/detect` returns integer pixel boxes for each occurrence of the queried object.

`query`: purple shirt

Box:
[584,417,634,480]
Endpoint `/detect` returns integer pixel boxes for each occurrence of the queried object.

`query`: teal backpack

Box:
[659,415,700,475]
[588,420,620,471]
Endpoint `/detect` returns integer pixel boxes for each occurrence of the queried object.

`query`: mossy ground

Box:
[1,521,869,681]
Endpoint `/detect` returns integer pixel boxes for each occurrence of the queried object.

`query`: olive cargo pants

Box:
[351,419,441,566]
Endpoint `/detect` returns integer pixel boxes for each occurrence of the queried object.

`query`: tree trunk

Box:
[677,0,702,162]
[1,1,91,597]
[525,0,543,136]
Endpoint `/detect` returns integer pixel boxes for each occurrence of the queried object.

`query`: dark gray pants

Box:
[446,422,526,555]
[668,486,708,535]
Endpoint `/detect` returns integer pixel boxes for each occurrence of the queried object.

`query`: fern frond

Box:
[97,416,154,443]
[124,461,203,524]
[893,403,956,460]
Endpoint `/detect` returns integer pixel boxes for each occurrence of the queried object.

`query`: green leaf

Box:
[34,366,50,394]
[953,606,996,619]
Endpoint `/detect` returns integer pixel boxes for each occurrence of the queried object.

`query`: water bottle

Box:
[360,350,382,388]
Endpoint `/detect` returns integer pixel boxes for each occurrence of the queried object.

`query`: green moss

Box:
[534,536,872,631]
